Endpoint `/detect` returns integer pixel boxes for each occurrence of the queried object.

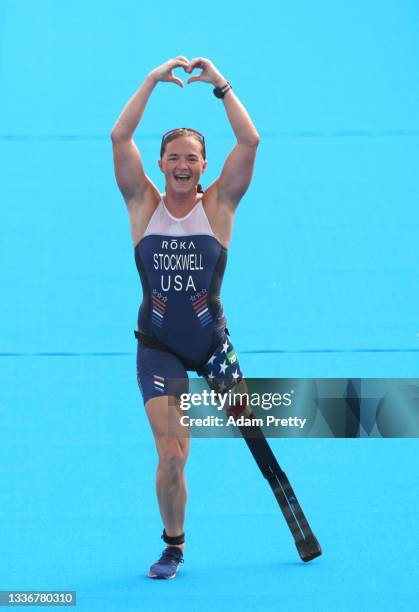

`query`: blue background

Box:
[1,0,418,609]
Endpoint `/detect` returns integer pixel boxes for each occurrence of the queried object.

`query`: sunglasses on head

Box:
[161,127,205,146]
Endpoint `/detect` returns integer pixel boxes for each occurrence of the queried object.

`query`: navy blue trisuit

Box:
[134,196,243,404]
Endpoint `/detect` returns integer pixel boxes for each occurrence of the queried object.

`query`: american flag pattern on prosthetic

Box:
[152,289,168,328]
[153,374,165,393]
[201,334,243,394]
[190,289,213,327]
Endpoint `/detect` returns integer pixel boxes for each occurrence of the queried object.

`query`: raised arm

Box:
[186,58,260,208]
[111,57,189,208]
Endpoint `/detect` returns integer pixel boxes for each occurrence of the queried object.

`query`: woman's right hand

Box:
[149,56,190,88]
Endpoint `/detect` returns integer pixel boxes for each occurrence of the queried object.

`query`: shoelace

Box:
[159,550,184,565]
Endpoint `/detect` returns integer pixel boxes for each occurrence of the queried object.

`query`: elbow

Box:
[240,132,261,148]
[110,128,121,142]
[252,130,261,146]
[110,127,131,143]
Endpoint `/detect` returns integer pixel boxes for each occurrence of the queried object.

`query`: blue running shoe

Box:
[148,546,184,579]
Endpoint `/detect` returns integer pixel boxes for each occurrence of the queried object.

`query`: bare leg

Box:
[145,395,190,550]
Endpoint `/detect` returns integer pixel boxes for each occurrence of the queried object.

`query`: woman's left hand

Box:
[185,57,227,88]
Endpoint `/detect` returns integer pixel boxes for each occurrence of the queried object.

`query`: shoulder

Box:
[201,182,235,218]
[201,182,217,212]
[128,188,162,246]
[201,185,234,248]
[127,182,161,214]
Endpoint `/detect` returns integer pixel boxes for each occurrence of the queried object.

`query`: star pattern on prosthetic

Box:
[222,340,230,354]
[219,360,228,374]
[217,380,226,392]
[207,355,216,365]
[207,371,215,380]
[232,369,240,381]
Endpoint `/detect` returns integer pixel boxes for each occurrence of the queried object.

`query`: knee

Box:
[158,440,186,483]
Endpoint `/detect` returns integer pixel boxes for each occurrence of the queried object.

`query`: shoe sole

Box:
[147,571,176,580]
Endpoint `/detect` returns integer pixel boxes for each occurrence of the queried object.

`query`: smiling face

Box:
[158,136,207,195]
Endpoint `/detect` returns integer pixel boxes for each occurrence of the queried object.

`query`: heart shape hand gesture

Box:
[149,56,226,88]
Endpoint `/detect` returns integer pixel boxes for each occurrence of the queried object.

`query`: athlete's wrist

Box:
[212,73,228,88]
[146,72,159,86]
[213,81,232,99]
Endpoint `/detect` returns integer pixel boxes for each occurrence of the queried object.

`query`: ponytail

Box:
[197,183,204,193]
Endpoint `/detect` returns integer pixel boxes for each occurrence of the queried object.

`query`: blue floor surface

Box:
[1,0,419,610]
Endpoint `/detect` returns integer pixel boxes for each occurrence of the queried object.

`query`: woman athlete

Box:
[111,56,260,579]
